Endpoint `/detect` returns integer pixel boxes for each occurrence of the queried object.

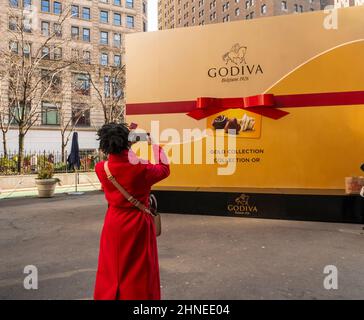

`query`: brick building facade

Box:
[0,0,147,153]
[159,0,326,30]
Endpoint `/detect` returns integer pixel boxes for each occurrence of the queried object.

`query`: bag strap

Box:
[104,161,154,216]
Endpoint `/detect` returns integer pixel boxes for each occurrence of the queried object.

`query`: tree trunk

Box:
[17,129,25,174]
[2,131,7,158]
[61,139,66,163]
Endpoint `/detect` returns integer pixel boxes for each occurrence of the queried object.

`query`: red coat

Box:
[94,145,170,300]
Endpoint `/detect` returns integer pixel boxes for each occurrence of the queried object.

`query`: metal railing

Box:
[0,150,100,175]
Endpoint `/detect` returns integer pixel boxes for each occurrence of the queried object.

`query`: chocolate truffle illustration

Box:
[224,118,241,135]
[240,114,256,131]
[212,115,228,130]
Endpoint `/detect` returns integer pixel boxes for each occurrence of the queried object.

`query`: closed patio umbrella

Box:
[67,132,81,171]
[67,132,84,195]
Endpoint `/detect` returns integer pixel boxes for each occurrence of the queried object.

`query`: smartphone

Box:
[128,132,150,143]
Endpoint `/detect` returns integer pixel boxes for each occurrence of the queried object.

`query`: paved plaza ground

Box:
[0,191,363,300]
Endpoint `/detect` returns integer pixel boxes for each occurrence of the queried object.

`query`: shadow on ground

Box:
[0,192,363,299]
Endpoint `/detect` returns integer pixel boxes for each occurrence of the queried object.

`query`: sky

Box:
[147,0,158,32]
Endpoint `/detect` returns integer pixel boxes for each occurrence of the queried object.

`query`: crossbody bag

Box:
[104,161,161,237]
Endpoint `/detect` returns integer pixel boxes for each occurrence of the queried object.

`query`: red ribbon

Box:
[189,94,288,120]
[126,91,364,120]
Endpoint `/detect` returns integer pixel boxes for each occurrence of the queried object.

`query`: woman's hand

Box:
[147,133,152,145]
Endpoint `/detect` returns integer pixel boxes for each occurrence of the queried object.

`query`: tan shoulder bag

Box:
[104,161,161,237]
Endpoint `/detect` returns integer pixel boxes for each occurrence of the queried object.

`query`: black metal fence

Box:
[0,150,101,175]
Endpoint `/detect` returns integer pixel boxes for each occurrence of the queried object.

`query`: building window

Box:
[72,104,90,127]
[113,13,121,26]
[23,18,32,33]
[54,23,62,37]
[71,5,79,18]
[235,8,240,16]
[41,21,50,36]
[113,33,121,47]
[9,41,18,54]
[223,15,230,22]
[126,0,134,8]
[114,54,121,67]
[112,78,123,98]
[143,1,147,14]
[23,43,31,58]
[104,76,110,98]
[9,0,19,7]
[71,49,79,61]
[126,16,134,28]
[54,47,62,60]
[281,1,287,11]
[261,4,267,14]
[47,72,62,90]
[23,0,31,8]
[42,102,59,125]
[143,21,147,32]
[100,31,109,45]
[42,46,50,59]
[10,102,30,124]
[83,51,91,64]
[294,4,298,12]
[9,17,17,31]
[100,10,109,23]
[73,74,90,95]
[114,0,121,5]
[83,28,90,42]
[100,53,108,66]
[82,7,91,20]
[71,26,79,40]
[299,5,303,12]
[41,0,50,12]
[53,1,62,14]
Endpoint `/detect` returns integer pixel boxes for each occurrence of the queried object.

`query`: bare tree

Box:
[1,4,75,172]
[0,106,12,158]
[46,84,91,162]
[87,63,126,124]
[59,106,91,163]
[0,68,13,157]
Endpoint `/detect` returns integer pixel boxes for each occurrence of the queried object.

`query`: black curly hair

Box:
[97,123,130,155]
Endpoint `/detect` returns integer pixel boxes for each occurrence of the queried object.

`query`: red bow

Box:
[187,94,289,120]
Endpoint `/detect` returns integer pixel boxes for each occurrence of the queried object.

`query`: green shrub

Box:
[54,162,67,172]
[0,156,17,174]
[37,161,55,179]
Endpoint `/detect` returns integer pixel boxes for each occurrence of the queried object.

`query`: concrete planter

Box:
[35,178,58,198]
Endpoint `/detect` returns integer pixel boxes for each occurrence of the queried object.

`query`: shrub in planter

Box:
[35,161,61,198]
[0,156,17,174]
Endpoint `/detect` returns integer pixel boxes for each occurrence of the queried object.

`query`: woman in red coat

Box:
[94,123,170,300]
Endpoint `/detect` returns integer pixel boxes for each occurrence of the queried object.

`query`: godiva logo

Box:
[227,194,258,215]
[208,44,264,82]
